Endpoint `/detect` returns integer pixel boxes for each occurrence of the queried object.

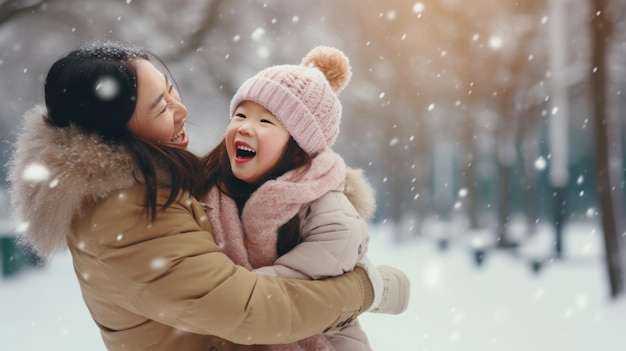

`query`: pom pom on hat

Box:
[301,46,352,94]
[230,46,352,156]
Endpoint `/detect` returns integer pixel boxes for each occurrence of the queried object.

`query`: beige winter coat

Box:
[8,106,374,351]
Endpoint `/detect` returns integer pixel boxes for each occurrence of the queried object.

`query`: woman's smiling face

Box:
[127,59,189,149]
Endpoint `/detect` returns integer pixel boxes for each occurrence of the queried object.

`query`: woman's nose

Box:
[172,99,188,121]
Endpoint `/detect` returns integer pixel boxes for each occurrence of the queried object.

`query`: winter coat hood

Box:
[343,167,376,221]
[8,105,140,258]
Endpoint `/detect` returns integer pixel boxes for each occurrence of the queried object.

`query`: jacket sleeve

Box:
[75,187,373,345]
[258,191,369,280]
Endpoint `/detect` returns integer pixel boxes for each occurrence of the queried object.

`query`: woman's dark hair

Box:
[44,42,146,139]
[200,136,312,256]
[44,41,205,218]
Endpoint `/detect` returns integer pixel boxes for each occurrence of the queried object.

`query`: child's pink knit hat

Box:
[230,46,352,156]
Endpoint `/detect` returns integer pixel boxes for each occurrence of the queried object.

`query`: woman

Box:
[8,41,409,351]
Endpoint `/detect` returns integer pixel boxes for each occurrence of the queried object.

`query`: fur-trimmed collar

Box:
[344,167,376,221]
[8,105,140,258]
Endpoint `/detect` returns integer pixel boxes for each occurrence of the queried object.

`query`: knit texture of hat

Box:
[230,46,352,156]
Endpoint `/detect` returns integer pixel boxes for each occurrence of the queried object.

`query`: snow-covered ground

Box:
[1,221,625,350]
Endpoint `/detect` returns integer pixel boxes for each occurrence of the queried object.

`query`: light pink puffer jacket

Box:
[204,150,377,351]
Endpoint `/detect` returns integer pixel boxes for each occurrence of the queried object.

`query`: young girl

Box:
[202,46,401,350]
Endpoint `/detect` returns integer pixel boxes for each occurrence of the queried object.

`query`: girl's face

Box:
[225,101,290,184]
[127,59,189,149]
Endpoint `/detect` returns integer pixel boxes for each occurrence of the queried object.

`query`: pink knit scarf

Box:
[203,149,346,351]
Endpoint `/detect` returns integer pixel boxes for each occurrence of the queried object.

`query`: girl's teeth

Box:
[236,145,256,158]
[237,146,254,152]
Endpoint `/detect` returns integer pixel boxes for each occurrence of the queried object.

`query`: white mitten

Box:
[356,255,410,314]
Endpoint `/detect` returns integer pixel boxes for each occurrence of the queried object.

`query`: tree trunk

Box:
[548,0,570,259]
[589,0,626,298]
[519,104,541,234]
[495,100,515,248]
[462,107,480,230]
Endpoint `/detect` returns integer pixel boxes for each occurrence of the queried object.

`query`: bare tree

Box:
[0,0,50,24]
[589,0,626,298]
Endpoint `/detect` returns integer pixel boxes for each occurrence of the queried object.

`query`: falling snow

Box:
[22,163,50,183]
[412,2,425,14]
[251,27,265,41]
[149,257,167,270]
[94,77,119,100]
[458,188,468,198]
[534,156,547,171]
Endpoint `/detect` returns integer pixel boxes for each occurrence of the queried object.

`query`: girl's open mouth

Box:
[235,142,256,159]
